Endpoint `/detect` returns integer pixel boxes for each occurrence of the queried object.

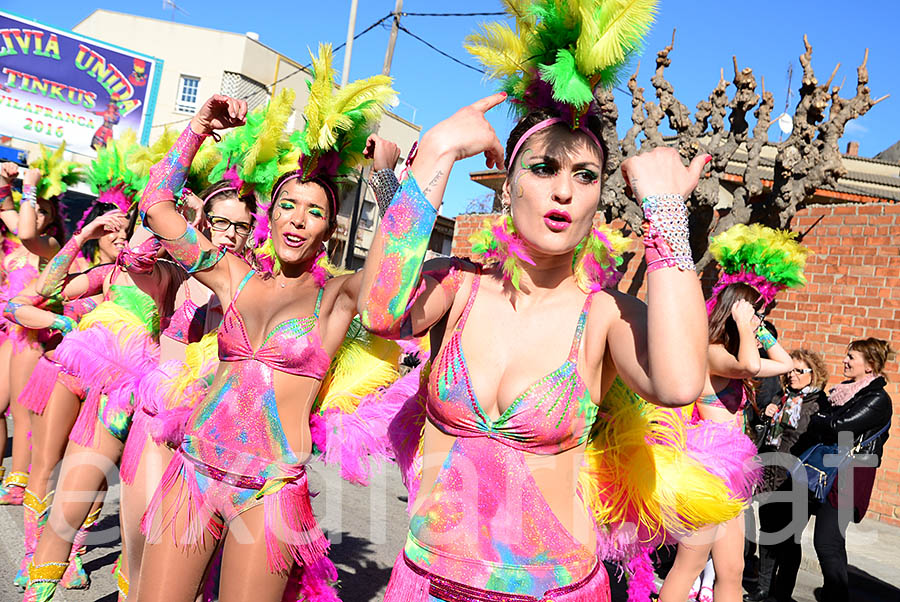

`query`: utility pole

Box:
[344,0,403,268]
[340,0,359,88]
[382,0,404,76]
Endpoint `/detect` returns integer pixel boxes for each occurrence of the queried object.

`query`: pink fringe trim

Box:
[282,556,340,602]
[382,552,429,602]
[684,420,762,502]
[119,409,152,485]
[141,452,221,549]
[263,473,330,573]
[18,356,60,415]
[142,453,330,574]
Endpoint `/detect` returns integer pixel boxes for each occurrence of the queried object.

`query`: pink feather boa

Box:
[53,322,159,447]
[684,419,762,502]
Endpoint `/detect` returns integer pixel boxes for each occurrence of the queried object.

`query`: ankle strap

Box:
[117,569,129,597]
[28,561,68,583]
[4,471,29,488]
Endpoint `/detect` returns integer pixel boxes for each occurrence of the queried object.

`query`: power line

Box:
[401,12,507,17]
[397,24,484,74]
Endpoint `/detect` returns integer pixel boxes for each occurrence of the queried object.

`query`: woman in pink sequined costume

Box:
[20,213,187,602]
[661,261,800,600]
[4,206,125,590]
[119,184,255,599]
[0,161,25,470]
[357,88,711,600]
[137,78,394,601]
[0,156,81,506]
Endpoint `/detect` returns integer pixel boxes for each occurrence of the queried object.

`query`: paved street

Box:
[2,448,899,601]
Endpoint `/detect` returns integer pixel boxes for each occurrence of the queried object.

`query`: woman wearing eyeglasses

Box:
[744,349,828,602]
[116,182,256,598]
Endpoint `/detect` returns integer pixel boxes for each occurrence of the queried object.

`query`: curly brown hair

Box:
[785,349,829,391]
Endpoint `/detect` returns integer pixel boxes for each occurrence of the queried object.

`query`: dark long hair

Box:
[708,283,766,356]
[80,204,138,264]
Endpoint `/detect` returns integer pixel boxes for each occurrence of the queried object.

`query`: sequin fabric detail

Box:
[162,298,207,345]
[139,126,203,220]
[217,271,329,379]
[427,275,598,453]
[695,379,746,411]
[406,275,598,594]
[360,176,437,338]
[181,270,328,496]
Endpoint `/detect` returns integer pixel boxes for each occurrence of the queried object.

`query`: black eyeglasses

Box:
[790,367,813,375]
[208,215,251,237]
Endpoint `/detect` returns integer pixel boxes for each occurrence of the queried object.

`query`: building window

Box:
[176,75,200,113]
[359,200,376,230]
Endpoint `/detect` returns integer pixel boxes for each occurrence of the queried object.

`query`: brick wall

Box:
[452,202,900,526]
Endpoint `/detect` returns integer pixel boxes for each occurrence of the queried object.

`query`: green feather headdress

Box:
[29,143,84,200]
[85,129,145,212]
[466,0,658,119]
[209,88,296,199]
[708,224,809,310]
[275,43,396,199]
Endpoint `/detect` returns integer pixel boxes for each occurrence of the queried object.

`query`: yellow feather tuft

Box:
[315,325,401,414]
[580,378,743,548]
[576,0,658,74]
[464,22,529,79]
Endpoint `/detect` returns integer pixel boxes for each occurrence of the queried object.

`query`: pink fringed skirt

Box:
[684,419,762,503]
[18,355,61,414]
[141,448,330,573]
[383,553,610,602]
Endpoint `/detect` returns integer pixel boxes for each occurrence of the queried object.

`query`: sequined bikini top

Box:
[427,275,599,455]
[696,378,747,412]
[162,285,207,345]
[217,270,330,379]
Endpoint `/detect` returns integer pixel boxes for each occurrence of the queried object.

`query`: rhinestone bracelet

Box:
[642,193,694,272]
[22,184,37,208]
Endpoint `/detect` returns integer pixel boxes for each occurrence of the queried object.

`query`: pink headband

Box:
[271,172,338,218]
[508,117,603,169]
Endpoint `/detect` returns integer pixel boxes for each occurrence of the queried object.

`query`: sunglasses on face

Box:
[208,215,251,237]
[790,367,813,375]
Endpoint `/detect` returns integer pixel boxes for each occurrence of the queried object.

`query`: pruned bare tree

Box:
[598,31,886,273]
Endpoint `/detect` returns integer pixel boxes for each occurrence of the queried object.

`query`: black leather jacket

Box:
[805,376,893,465]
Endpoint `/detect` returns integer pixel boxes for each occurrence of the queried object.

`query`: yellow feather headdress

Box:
[274,44,396,205]
[466,0,658,120]
[29,142,84,200]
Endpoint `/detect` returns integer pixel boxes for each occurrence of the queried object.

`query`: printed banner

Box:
[0,10,162,157]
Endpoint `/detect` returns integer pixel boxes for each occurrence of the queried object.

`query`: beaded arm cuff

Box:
[370,169,401,218]
[641,194,695,273]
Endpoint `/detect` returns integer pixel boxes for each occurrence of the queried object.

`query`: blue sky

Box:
[5,1,898,217]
